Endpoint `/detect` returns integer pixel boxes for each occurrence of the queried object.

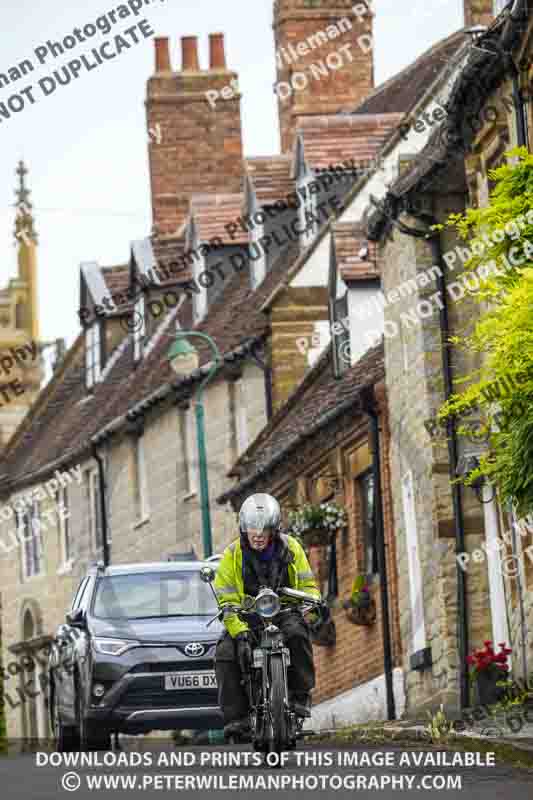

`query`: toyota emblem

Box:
[184,642,206,657]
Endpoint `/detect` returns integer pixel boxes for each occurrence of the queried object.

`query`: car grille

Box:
[129,659,214,674]
[120,687,217,709]
[120,665,218,709]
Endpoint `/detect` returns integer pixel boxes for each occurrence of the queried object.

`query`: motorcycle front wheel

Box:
[269,653,289,754]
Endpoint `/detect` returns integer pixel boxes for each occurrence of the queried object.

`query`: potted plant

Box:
[348,575,371,608]
[286,502,347,549]
[467,641,512,707]
[343,575,376,626]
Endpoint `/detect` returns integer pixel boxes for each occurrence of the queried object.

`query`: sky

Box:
[0,0,464,354]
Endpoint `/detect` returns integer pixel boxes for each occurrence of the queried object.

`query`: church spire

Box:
[14,160,37,246]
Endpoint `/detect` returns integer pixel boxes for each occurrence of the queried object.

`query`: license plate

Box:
[164,671,217,690]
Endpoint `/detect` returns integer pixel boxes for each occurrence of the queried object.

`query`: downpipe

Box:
[361,387,396,721]
[92,443,111,567]
[394,213,469,710]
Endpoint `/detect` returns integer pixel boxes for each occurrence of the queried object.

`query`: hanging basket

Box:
[301,527,331,548]
[344,595,377,626]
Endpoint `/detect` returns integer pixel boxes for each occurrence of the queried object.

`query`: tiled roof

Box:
[101,264,130,298]
[244,156,294,205]
[0,238,301,491]
[151,234,192,284]
[353,30,469,116]
[333,222,379,283]
[220,342,385,499]
[190,194,249,245]
[297,113,404,171]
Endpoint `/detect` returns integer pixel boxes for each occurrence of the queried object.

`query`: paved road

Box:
[1,741,533,798]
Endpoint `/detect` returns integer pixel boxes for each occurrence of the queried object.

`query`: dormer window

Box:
[85,321,101,389]
[250,219,267,290]
[193,251,208,323]
[133,293,146,362]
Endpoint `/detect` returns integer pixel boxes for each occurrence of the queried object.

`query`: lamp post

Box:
[167,332,222,559]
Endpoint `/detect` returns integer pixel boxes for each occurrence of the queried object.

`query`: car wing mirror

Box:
[66,608,86,628]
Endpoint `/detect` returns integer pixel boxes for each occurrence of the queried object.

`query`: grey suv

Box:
[48,561,223,751]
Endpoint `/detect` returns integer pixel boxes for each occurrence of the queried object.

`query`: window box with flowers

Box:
[467,641,512,707]
[343,575,377,626]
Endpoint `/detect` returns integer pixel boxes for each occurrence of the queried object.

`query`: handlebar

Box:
[206,591,326,628]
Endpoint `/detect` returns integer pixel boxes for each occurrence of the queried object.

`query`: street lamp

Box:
[167,332,222,559]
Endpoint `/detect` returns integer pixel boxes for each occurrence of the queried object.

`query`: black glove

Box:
[320,602,331,624]
[235,632,252,674]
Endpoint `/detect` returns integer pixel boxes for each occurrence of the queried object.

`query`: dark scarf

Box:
[241,533,293,597]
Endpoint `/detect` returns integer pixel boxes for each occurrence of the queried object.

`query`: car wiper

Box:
[125,614,192,620]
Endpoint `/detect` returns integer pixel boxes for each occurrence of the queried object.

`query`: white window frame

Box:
[85,322,101,389]
[133,294,146,362]
[250,220,267,289]
[401,471,427,655]
[235,379,248,456]
[228,379,249,463]
[181,407,198,497]
[20,502,43,580]
[133,434,150,522]
[86,469,103,551]
[57,486,71,570]
[193,252,208,323]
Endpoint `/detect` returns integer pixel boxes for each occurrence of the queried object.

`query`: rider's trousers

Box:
[215,612,315,725]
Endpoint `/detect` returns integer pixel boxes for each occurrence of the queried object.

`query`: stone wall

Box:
[377,185,496,715]
[270,285,329,413]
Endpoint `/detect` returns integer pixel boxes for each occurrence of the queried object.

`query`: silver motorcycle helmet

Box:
[239,493,281,536]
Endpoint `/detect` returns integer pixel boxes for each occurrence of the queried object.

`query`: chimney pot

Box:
[209,33,227,70]
[182,36,200,71]
[154,37,171,72]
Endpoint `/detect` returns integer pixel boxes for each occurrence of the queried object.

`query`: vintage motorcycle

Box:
[200,565,328,755]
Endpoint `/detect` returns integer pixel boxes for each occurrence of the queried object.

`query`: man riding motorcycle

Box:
[214,493,321,738]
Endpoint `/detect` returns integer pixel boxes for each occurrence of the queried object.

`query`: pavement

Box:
[1,740,533,798]
[315,712,533,764]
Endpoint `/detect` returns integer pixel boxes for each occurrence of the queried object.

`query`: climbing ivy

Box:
[438,148,533,516]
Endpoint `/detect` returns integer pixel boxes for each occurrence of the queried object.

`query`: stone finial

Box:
[14,160,37,246]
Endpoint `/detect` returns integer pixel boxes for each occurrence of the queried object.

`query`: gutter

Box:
[368,0,529,238]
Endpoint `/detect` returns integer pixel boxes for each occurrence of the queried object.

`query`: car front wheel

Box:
[51,687,79,752]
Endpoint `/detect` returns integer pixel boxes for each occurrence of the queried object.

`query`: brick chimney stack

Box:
[273,0,375,153]
[464,0,494,28]
[154,37,171,72]
[182,36,200,70]
[209,33,227,69]
[146,34,243,237]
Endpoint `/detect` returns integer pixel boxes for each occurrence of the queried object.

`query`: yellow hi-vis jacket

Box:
[213,533,321,638]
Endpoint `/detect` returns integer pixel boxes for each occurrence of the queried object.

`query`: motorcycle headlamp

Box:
[255,589,281,619]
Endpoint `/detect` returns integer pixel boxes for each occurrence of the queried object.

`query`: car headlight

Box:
[255,589,280,618]
[92,638,140,656]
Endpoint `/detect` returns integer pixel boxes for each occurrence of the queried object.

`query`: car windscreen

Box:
[92,571,219,619]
